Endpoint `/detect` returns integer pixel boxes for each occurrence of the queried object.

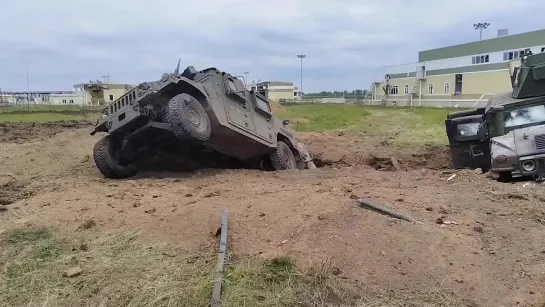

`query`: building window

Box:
[428,84,434,95]
[444,82,450,95]
[472,54,489,64]
[69,99,74,104]
[404,84,409,95]
[389,85,398,95]
[503,50,527,61]
[541,47,545,53]
[62,99,67,104]
[109,94,114,101]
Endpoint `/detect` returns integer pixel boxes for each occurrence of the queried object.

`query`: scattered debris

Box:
[390,157,401,171]
[447,174,457,181]
[356,197,417,223]
[79,219,96,230]
[473,226,484,233]
[63,266,83,278]
[425,207,434,211]
[0,205,7,212]
[144,207,156,214]
[332,267,342,275]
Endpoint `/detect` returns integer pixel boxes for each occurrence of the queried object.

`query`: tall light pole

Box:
[473,22,490,41]
[297,54,306,99]
[22,60,31,103]
[244,71,249,86]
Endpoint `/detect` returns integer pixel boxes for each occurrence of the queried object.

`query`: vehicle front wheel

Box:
[93,135,138,179]
[269,141,297,171]
[166,93,211,142]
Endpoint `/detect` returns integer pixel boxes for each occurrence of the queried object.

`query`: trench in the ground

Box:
[311,146,453,171]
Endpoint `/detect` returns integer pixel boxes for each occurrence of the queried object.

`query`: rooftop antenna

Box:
[174,58,181,75]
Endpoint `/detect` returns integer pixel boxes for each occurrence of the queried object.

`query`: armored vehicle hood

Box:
[492,124,545,157]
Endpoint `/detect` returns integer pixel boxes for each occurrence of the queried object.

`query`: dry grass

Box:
[0,226,355,307]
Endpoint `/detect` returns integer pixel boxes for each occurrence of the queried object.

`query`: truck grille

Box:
[535,134,545,150]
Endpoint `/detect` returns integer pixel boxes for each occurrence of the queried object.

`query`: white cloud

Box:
[0,0,543,91]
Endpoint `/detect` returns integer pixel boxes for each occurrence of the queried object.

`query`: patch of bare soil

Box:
[299,131,452,171]
[0,120,93,144]
[1,122,545,306]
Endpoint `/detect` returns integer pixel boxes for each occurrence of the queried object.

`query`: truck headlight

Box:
[521,159,536,172]
[495,155,507,164]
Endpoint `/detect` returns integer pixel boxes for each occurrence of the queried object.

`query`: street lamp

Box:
[22,60,32,107]
[296,54,306,98]
[473,22,490,41]
[244,72,249,86]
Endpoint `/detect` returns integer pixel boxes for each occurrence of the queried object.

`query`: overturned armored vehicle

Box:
[445,50,545,181]
[90,62,315,179]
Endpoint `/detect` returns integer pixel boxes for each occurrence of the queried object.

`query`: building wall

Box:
[103,89,127,103]
[267,89,295,101]
[461,70,512,96]
[375,69,513,102]
[386,45,544,79]
[419,29,545,62]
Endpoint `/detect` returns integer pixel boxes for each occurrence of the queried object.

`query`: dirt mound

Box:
[0,120,93,144]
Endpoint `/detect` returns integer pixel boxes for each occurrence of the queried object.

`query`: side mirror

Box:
[282,119,289,126]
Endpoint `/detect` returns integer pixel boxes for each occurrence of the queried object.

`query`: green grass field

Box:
[276,104,464,147]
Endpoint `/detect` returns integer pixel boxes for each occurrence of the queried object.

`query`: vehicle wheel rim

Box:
[186,106,201,127]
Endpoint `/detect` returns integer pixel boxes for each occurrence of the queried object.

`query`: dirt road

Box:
[1,122,544,306]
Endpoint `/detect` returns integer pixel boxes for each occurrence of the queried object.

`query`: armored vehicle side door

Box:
[222,76,255,132]
[445,114,491,170]
[248,90,275,143]
[221,76,274,143]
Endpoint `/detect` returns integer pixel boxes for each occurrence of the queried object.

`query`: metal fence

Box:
[295,97,489,109]
[0,101,102,113]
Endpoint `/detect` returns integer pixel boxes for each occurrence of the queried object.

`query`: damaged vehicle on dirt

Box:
[90,61,315,179]
[445,50,545,181]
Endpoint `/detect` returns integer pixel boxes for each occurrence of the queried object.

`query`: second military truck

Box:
[90,63,315,179]
[445,50,545,181]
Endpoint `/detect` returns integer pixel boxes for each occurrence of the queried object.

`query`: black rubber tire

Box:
[165,93,211,142]
[497,171,512,183]
[270,141,297,171]
[93,135,138,179]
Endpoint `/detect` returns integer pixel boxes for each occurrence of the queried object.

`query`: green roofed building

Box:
[372,28,545,107]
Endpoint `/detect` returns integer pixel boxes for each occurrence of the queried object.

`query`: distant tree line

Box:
[304,89,371,98]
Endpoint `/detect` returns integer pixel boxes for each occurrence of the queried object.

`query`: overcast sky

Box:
[1,0,543,92]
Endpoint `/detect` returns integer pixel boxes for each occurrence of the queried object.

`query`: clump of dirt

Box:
[0,176,28,206]
[366,156,397,171]
[0,120,93,144]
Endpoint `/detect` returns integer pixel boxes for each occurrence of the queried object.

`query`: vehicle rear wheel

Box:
[166,93,211,142]
[270,141,297,171]
[93,135,138,179]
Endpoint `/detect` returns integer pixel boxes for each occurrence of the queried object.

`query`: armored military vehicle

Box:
[90,62,315,179]
[445,50,545,181]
